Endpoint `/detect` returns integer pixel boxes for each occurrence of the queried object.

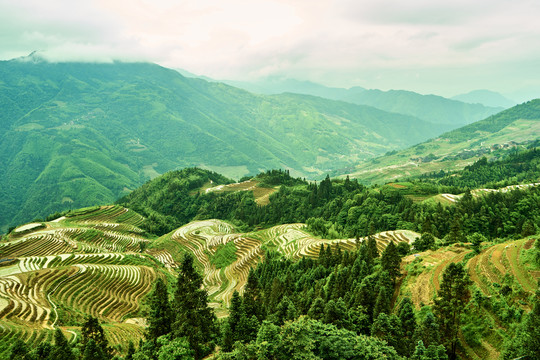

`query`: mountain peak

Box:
[13,51,47,64]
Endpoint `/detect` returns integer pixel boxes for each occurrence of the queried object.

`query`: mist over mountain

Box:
[224,77,503,127]
[451,89,516,108]
[344,99,540,184]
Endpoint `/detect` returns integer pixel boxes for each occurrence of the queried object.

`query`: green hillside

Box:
[344,99,540,184]
[0,58,445,232]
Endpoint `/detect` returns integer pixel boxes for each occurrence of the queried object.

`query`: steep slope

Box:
[0,205,414,355]
[0,58,443,232]
[399,238,539,360]
[344,99,540,184]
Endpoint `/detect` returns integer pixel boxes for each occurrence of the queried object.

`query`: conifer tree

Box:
[381,241,401,283]
[222,290,243,351]
[173,253,217,360]
[147,277,172,342]
[398,297,417,356]
[367,235,379,259]
[307,297,325,321]
[125,341,136,360]
[243,269,262,320]
[414,311,441,349]
[8,339,29,360]
[50,328,74,360]
[81,316,109,358]
[502,289,540,359]
[433,263,472,360]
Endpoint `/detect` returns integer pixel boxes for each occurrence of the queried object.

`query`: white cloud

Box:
[1,0,539,96]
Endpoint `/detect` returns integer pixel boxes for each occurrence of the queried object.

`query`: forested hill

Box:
[345,99,540,184]
[118,149,540,243]
[0,58,445,232]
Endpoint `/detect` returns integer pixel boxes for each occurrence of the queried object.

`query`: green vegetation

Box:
[210,242,237,269]
[0,59,448,233]
[1,130,540,359]
[345,99,540,184]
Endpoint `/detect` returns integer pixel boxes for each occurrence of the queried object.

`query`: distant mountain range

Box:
[222,77,504,126]
[0,58,444,231]
[451,89,516,108]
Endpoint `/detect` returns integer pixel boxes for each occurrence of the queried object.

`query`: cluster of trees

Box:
[418,147,540,189]
[118,149,540,246]
[9,315,112,360]
[213,240,474,360]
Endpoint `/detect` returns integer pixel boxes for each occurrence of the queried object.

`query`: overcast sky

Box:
[1,0,539,98]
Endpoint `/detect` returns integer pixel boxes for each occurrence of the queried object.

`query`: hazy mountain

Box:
[0,58,444,231]
[343,99,540,184]
[223,77,361,100]
[451,89,516,108]
[341,89,503,126]
[226,77,503,127]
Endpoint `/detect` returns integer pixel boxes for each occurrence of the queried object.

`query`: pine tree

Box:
[367,235,379,259]
[398,297,417,356]
[82,339,107,360]
[433,263,472,360]
[222,290,243,351]
[381,241,401,283]
[8,339,29,360]
[414,311,441,349]
[502,290,540,359]
[173,253,217,360]
[147,277,173,342]
[243,269,262,320]
[307,297,325,321]
[125,341,136,360]
[81,316,109,358]
[50,328,74,360]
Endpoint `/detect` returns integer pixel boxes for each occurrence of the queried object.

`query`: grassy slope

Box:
[344,99,540,184]
[1,193,538,357]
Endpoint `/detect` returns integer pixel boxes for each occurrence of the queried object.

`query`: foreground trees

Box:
[173,253,217,359]
[433,263,472,360]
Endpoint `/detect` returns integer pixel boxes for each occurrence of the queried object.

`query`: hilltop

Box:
[0,59,444,232]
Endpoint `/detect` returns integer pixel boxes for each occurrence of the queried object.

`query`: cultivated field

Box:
[399,238,540,360]
[0,206,159,356]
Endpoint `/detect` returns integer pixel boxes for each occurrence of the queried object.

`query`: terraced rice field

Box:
[0,206,159,355]
[161,219,419,306]
[400,238,539,360]
[204,179,277,205]
[437,182,540,204]
[466,238,539,296]
[401,244,472,308]
[0,206,422,351]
